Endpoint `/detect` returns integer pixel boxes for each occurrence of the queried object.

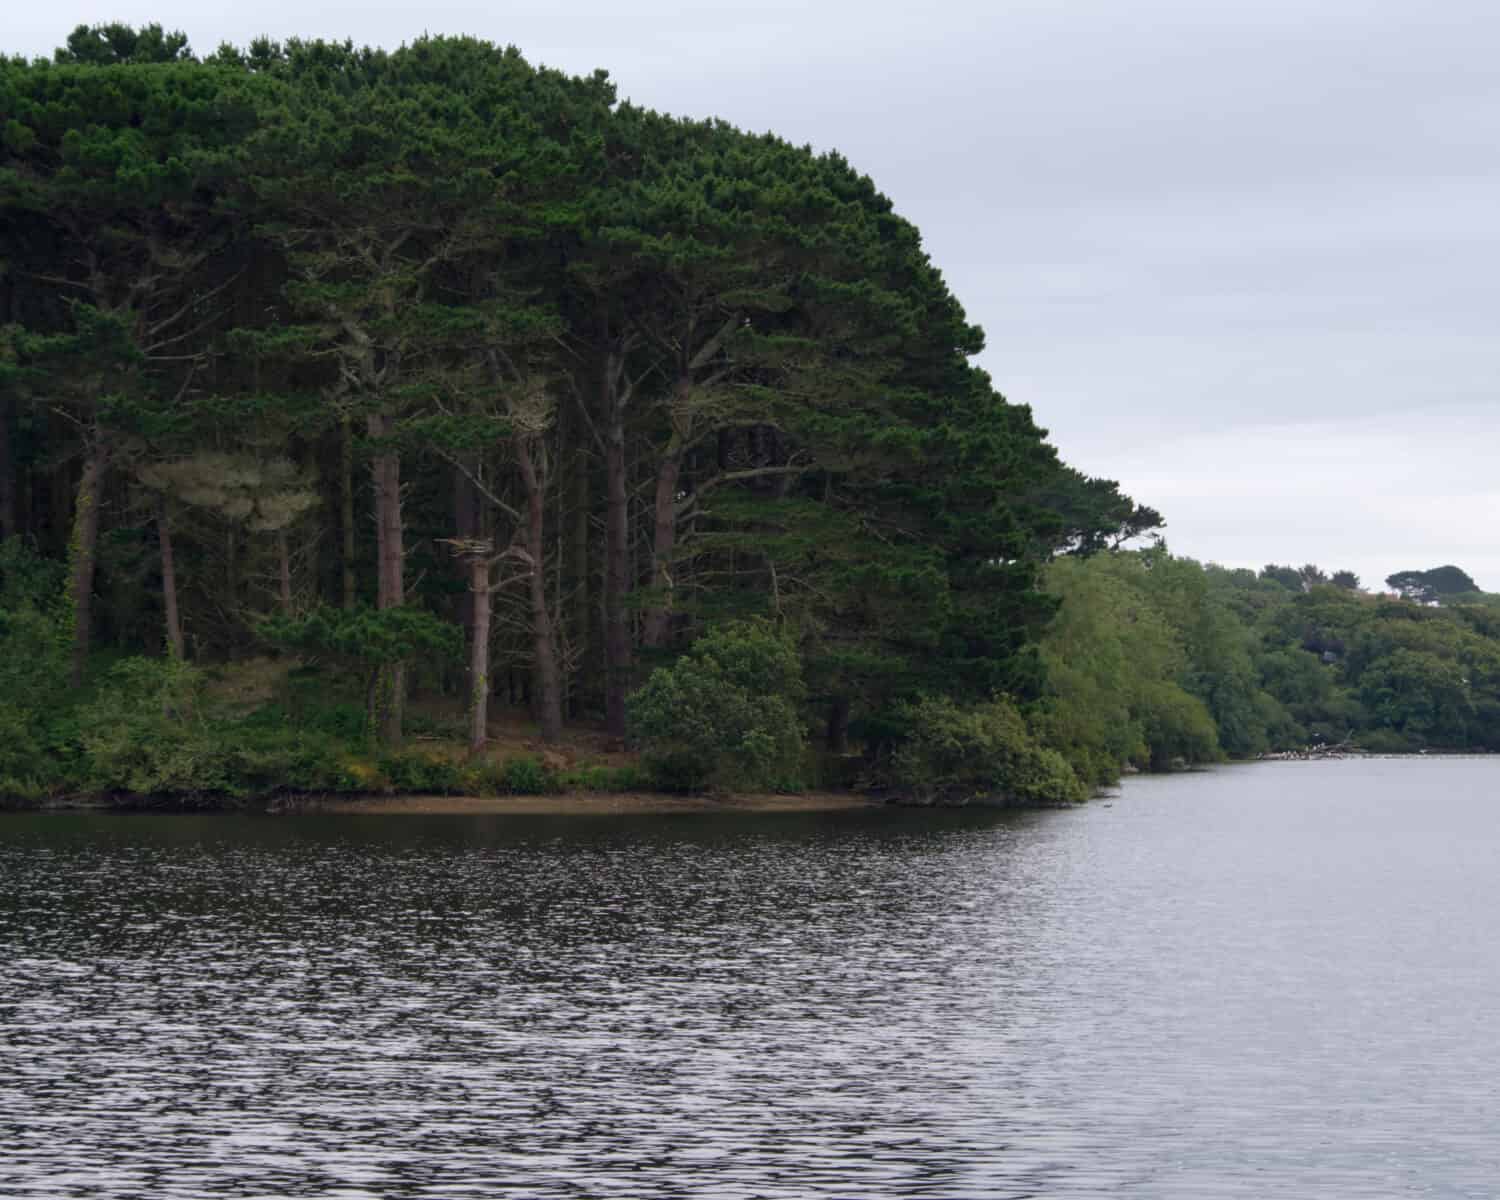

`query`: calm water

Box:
[2,758,1498,1198]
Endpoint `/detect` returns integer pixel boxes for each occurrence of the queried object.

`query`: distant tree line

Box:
[1036,551,1500,781]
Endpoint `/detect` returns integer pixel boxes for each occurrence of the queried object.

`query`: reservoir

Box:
[2,757,1497,1197]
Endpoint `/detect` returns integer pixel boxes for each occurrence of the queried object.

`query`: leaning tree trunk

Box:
[517,434,564,743]
[368,412,405,744]
[157,496,185,660]
[68,442,107,688]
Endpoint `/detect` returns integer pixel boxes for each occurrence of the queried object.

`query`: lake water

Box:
[2,758,1498,1198]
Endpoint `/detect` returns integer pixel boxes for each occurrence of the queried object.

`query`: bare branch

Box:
[440,449,522,523]
[142,268,245,342]
[688,314,740,372]
[675,464,810,515]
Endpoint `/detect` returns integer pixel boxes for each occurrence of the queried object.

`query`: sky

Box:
[9,1,1499,590]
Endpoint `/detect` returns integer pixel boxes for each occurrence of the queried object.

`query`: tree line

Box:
[1038,552,1500,783]
[0,26,1157,801]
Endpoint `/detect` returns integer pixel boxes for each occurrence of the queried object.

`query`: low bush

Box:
[78,657,223,796]
[0,545,76,793]
[628,620,806,792]
[377,749,464,794]
[69,656,371,799]
[562,762,652,792]
[879,694,1087,807]
[498,755,559,795]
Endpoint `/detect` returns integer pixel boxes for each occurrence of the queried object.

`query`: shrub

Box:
[259,605,460,733]
[1136,680,1221,770]
[562,762,651,792]
[454,759,506,796]
[377,749,464,794]
[77,657,227,796]
[71,656,373,799]
[0,545,73,792]
[628,620,806,792]
[880,694,1087,807]
[276,665,373,742]
[498,755,559,795]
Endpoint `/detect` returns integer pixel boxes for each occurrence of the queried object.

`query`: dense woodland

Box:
[1037,555,1500,788]
[2,27,1496,805]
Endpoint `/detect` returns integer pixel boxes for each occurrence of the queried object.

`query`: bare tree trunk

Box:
[641,443,682,650]
[517,434,564,743]
[570,447,590,716]
[468,553,492,755]
[340,414,356,611]
[603,398,631,737]
[68,443,107,688]
[368,412,404,744]
[157,496,185,660]
[277,529,293,615]
[452,456,480,693]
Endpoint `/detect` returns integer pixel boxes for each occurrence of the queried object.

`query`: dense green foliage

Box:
[1036,550,1500,783]
[3,27,1492,809]
[1385,565,1480,606]
[628,621,806,791]
[876,694,1087,807]
[0,27,1160,806]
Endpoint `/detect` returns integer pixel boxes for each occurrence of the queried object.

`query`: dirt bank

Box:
[290,790,884,815]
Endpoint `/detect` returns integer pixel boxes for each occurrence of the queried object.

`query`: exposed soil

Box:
[295,791,883,815]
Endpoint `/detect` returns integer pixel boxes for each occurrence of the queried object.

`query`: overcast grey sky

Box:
[11,1,1498,589]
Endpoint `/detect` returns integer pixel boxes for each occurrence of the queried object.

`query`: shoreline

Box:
[0,789,889,816]
[288,790,886,815]
[9,755,1491,816]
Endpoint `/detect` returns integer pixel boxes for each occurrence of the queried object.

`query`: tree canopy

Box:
[0,28,1161,802]
[1385,565,1480,605]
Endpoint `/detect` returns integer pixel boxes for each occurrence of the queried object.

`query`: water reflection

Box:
[3,760,1499,1197]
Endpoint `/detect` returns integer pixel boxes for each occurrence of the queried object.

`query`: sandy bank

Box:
[291,790,884,815]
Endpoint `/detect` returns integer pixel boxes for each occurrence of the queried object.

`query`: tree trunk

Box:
[826,695,851,754]
[517,434,564,743]
[641,444,682,650]
[68,443,107,688]
[368,412,404,744]
[157,496,185,660]
[0,397,15,541]
[467,554,492,755]
[277,529,293,615]
[225,526,237,606]
[340,414,356,611]
[452,456,480,693]
[570,447,591,716]
[602,397,631,737]
[49,457,72,559]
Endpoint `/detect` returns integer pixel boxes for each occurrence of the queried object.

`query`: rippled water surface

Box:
[3,758,1499,1197]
